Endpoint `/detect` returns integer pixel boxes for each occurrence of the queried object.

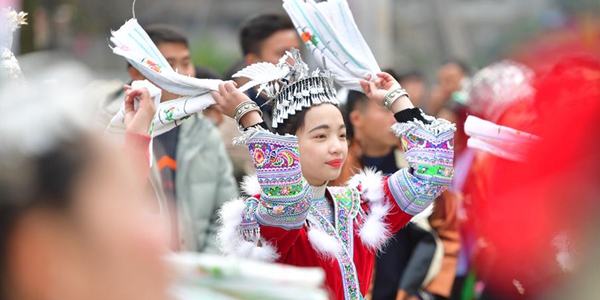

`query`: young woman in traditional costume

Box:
[212,50,455,300]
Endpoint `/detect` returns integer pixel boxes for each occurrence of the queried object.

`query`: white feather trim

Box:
[307,226,341,259]
[553,232,576,273]
[216,198,246,254]
[232,62,289,93]
[232,126,264,146]
[391,116,456,138]
[236,240,280,263]
[555,251,574,273]
[359,202,392,251]
[347,168,385,204]
[241,174,261,196]
[217,198,280,263]
[347,168,392,250]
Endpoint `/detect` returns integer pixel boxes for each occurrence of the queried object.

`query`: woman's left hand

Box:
[359,72,401,106]
[360,72,413,113]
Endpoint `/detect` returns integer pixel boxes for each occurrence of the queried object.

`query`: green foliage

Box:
[191,36,238,76]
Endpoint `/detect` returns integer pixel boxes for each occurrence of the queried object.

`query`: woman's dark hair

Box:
[0,136,92,292]
[274,107,310,136]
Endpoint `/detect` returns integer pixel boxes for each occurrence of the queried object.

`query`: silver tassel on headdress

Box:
[233,48,339,128]
[1,8,28,89]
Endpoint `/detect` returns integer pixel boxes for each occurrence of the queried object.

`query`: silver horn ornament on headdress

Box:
[233,48,338,128]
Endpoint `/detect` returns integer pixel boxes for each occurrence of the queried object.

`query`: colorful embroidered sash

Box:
[307,187,361,300]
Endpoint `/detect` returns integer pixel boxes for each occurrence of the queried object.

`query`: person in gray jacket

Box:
[96,24,239,253]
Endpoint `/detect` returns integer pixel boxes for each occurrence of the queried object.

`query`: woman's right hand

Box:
[211,81,263,128]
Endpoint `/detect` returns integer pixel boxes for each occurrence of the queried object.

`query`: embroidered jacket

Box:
[218,108,455,300]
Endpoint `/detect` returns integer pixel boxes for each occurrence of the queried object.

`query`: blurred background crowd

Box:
[2,0,599,300]
[9,0,600,80]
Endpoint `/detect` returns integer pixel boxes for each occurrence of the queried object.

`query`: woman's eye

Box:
[316,134,326,139]
[340,134,347,139]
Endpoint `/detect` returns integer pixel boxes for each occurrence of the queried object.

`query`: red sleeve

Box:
[383,176,414,234]
[250,194,304,259]
[260,225,304,260]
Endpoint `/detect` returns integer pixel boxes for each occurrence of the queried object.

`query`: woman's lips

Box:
[326,159,343,168]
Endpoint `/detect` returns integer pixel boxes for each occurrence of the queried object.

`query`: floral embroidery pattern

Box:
[253,148,266,167]
[272,149,299,167]
[389,121,454,215]
[262,197,310,216]
[141,58,162,73]
[301,31,319,46]
[400,127,454,186]
[163,107,176,122]
[248,133,309,229]
[308,187,361,300]
[250,143,301,170]
[262,182,303,197]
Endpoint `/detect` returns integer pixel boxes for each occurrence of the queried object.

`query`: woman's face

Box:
[8,138,170,300]
[296,104,348,186]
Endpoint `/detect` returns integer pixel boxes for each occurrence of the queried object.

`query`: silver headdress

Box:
[467,60,535,123]
[1,7,28,89]
[233,48,338,128]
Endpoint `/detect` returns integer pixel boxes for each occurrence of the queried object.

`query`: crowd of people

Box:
[1,3,599,300]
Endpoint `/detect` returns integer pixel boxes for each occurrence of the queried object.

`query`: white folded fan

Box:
[108,19,219,138]
[110,18,222,97]
[167,252,329,300]
[283,0,381,91]
[464,115,540,162]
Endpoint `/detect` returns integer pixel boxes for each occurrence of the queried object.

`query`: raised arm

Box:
[360,73,455,233]
[212,82,311,260]
[123,85,156,183]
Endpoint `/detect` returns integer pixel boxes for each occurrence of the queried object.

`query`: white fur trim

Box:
[391,115,456,137]
[234,239,279,263]
[359,201,392,251]
[232,126,267,146]
[217,198,279,263]
[216,198,245,254]
[347,167,385,204]
[553,232,576,273]
[347,168,392,250]
[241,174,261,196]
[555,251,574,273]
[307,225,342,259]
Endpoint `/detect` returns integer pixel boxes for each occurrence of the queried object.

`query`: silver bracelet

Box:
[233,101,262,126]
[383,87,410,111]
